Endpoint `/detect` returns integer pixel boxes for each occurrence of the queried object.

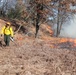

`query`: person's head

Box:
[5,22,11,27]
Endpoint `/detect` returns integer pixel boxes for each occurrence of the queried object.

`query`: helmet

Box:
[6,22,10,25]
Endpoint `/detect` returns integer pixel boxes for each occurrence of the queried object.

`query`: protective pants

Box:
[4,34,10,46]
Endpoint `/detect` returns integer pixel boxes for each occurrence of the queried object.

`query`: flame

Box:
[69,39,76,46]
[41,24,76,48]
[41,24,54,37]
[60,38,76,47]
[60,38,68,43]
[17,36,25,41]
[46,25,53,36]
[43,37,76,49]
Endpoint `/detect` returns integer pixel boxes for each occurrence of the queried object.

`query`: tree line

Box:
[0,0,76,37]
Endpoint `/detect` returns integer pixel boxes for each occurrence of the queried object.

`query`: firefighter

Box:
[1,22,13,46]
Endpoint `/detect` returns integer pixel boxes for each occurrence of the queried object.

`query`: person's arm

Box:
[10,27,13,37]
[1,26,5,35]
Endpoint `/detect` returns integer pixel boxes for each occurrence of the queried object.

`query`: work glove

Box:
[11,37,13,39]
[1,34,2,37]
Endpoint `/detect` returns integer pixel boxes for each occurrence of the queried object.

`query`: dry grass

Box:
[0,19,76,75]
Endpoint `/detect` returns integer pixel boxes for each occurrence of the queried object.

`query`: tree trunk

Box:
[35,13,40,38]
[56,0,61,37]
[35,3,43,38]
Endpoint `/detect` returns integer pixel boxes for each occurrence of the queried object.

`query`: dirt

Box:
[0,19,76,75]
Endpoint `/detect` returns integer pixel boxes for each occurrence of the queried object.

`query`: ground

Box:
[0,19,76,75]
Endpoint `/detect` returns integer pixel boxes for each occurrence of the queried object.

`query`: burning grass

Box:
[43,37,76,50]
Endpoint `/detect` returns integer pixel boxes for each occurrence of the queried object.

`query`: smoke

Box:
[60,15,76,38]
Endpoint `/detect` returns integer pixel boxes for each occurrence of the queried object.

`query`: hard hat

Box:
[6,22,10,25]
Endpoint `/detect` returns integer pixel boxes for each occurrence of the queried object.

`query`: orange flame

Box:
[60,38,68,43]
[45,37,76,48]
[46,25,53,36]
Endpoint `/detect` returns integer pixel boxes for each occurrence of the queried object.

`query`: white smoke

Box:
[60,15,76,38]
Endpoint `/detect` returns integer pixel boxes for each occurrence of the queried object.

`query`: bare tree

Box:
[42,0,76,37]
[1,0,76,37]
